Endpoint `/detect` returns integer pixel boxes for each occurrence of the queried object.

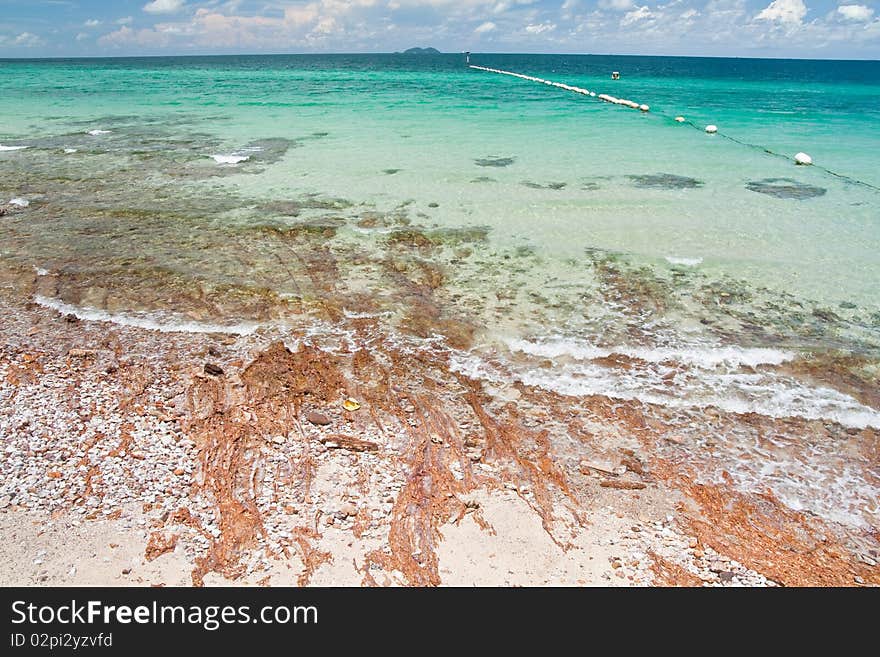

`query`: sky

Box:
[0,0,878,59]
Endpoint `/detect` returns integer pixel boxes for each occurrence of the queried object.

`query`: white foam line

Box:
[451,349,880,430]
[665,256,703,267]
[34,295,261,335]
[469,65,649,112]
[0,145,28,151]
[508,337,792,368]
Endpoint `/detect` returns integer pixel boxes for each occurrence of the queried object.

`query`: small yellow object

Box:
[342,398,361,412]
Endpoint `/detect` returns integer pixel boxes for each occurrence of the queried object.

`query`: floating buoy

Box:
[705,125,718,134]
[674,116,685,123]
[794,152,813,166]
[639,104,650,112]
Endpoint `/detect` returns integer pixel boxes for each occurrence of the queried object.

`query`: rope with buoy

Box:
[468,62,880,193]
[677,116,880,191]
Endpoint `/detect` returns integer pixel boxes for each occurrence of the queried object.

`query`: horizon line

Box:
[1,50,880,63]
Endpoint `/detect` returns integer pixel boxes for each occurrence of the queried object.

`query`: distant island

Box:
[401,47,441,55]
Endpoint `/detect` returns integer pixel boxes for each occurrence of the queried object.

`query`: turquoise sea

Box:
[1,54,879,525]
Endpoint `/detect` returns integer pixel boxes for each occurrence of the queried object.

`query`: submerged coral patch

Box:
[261,195,353,217]
[474,156,515,167]
[522,181,567,190]
[627,174,704,189]
[745,178,827,200]
[241,138,297,164]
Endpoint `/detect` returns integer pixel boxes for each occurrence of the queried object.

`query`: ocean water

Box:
[2,54,880,525]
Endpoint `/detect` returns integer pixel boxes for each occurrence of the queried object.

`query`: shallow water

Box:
[2,54,879,528]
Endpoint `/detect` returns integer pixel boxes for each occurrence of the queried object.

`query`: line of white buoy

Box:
[469,65,650,112]
[469,64,819,167]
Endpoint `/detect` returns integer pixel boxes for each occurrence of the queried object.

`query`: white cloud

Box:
[525,22,556,33]
[103,2,388,50]
[837,4,874,20]
[600,0,636,10]
[13,32,42,47]
[84,19,101,28]
[755,0,807,24]
[117,16,134,26]
[143,0,186,14]
[492,0,539,12]
[621,5,655,24]
[681,8,699,19]
[474,21,497,32]
[76,32,89,41]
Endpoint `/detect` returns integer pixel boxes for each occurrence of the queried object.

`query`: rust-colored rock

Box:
[305,411,332,426]
[318,434,378,452]
[145,532,178,562]
[649,551,703,587]
[600,479,646,490]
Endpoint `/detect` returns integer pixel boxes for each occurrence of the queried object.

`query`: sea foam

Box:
[0,144,28,151]
[511,360,880,430]
[86,130,111,136]
[455,337,880,429]
[211,154,250,165]
[34,295,261,335]
[507,337,792,369]
[665,256,703,266]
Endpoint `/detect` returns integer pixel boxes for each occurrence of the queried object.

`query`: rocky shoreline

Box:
[0,291,877,587]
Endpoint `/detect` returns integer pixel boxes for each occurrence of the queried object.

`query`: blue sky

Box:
[1,0,878,58]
